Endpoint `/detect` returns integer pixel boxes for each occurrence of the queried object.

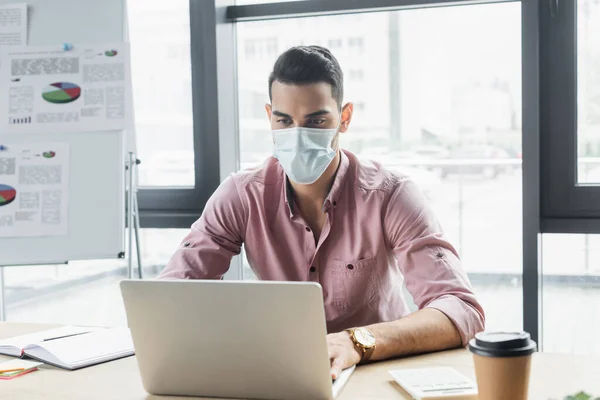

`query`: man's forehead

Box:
[271,80,336,110]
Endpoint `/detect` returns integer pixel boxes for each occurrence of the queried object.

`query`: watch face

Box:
[354,328,376,347]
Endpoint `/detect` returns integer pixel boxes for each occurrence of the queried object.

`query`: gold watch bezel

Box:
[349,327,376,349]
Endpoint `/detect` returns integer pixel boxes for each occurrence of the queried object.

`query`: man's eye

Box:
[309,119,326,126]
[277,119,291,125]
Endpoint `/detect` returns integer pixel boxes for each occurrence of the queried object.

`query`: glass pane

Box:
[578,0,600,184]
[237,3,522,331]
[4,229,186,326]
[128,0,195,187]
[542,234,600,354]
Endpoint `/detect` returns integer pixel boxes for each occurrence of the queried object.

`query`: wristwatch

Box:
[346,327,376,363]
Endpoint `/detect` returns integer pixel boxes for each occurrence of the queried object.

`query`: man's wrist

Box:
[346,327,376,364]
[345,329,363,362]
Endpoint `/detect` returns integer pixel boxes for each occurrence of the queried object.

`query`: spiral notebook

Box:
[0,326,134,370]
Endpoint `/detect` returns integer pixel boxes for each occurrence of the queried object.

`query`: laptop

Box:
[120,280,355,400]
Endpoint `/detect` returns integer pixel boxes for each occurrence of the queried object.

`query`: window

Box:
[542,234,600,354]
[131,0,222,227]
[349,69,364,81]
[245,40,257,59]
[244,38,278,61]
[327,38,343,49]
[265,38,278,57]
[347,37,365,53]
[541,0,600,221]
[353,102,366,112]
[3,229,186,326]
[236,3,522,332]
[128,0,194,188]
[578,0,600,184]
[240,90,269,119]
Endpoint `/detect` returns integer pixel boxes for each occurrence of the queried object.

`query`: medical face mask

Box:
[272,125,338,185]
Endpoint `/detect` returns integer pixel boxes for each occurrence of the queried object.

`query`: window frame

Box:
[226,0,515,21]
[540,0,600,232]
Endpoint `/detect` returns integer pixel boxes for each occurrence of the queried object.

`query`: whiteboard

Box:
[0,0,126,265]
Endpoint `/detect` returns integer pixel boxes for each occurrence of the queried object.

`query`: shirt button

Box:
[305,226,311,232]
[183,242,191,247]
[310,266,316,272]
[347,264,354,270]
[333,201,337,207]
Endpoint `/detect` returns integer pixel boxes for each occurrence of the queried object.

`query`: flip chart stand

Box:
[126,152,143,280]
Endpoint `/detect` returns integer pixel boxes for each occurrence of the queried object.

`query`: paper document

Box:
[0,142,70,238]
[0,43,133,134]
[0,3,27,46]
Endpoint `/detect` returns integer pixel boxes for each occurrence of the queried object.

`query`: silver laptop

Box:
[120,280,355,400]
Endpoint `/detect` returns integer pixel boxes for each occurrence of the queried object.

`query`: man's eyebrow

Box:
[304,110,330,118]
[272,110,292,118]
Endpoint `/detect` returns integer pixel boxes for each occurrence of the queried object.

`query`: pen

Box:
[0,368,24,374]
[42,331,90,342]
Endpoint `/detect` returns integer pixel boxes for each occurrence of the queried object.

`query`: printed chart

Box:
[0,143,69,237]
[1,43,132,134]
[0,184,17,207]
[42,82,81,104]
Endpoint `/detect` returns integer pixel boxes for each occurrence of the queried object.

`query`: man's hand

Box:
[327,331,362,380]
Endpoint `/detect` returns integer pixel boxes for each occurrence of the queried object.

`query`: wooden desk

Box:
[1,323,599,400]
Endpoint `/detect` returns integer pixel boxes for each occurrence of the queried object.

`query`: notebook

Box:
[0,326,135,370]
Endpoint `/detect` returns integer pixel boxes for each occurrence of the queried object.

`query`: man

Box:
[159,45,485,379]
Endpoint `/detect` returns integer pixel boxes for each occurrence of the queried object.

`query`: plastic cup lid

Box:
[468,331,537,358]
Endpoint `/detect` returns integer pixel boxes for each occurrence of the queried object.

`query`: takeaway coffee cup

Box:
[468,331,537,400]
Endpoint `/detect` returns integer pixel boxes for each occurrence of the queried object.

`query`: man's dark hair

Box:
[268,45,344,109]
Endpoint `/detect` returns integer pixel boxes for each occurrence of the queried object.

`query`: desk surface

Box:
[1,323,599,400]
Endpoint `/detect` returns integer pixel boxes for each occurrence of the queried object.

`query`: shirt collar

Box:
[283,150,350,217]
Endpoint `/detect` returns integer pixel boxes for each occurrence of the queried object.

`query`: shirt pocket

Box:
[331,255,381,314]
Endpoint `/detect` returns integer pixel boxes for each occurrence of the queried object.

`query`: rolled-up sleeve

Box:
[158,176,247,280]
[384,179,485,345]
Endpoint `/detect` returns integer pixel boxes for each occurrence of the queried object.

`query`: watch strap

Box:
[361,344,375,363]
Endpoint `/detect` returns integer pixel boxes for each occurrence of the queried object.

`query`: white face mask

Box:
[272,125,338,185]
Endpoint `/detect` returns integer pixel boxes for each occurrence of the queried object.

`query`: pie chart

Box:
[43,151,56,158]
[105,49,118,57]
[0,184,16,207]
[42,82,81,104]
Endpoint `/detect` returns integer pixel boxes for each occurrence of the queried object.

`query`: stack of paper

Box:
[0,359,42,380]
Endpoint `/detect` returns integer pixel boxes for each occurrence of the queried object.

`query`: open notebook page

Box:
[0,326,95,357]
[23,327,134,370]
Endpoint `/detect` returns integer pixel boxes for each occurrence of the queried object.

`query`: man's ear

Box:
[339,102,353,133]
[265,103,272,120]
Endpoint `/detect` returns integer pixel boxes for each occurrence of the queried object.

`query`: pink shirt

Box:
[159,150,485,345]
